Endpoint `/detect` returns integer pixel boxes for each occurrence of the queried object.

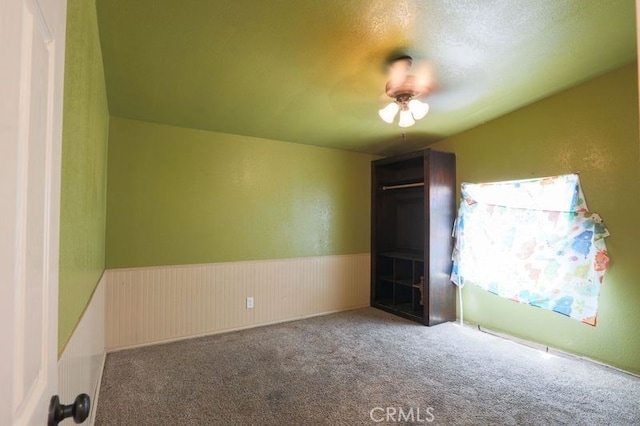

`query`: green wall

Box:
[432,63,640,374]
[105,118,373,268]
[59,0,109,353]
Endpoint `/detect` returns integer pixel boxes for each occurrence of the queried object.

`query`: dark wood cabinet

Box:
[370,149,457,325]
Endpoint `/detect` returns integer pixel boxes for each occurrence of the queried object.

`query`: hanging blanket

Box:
[451,174,609,326]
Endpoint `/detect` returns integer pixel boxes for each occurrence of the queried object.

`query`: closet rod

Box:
[382,182,425,191]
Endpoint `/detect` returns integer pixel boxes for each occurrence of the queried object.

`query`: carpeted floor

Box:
[95,308,640,425]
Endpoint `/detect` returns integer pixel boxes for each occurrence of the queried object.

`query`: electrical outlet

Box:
[246,297,254,309]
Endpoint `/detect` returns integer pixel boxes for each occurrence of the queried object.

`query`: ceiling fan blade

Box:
[411,61,435,94]
[426,82,487,112]
[387,56,412,88]
[385,55,436,97]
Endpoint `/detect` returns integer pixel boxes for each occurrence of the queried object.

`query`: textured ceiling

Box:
[96,0,637,156]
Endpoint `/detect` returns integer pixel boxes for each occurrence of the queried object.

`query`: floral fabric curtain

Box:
[451,174,609,326]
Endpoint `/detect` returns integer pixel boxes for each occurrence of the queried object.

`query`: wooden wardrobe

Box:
[370,149,457,325]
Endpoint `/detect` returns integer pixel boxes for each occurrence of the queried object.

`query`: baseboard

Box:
[88,351,106,426]
[469,322,640,379]
[58,273,106,423]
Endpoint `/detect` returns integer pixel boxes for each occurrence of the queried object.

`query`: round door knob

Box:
[48,393,91,426]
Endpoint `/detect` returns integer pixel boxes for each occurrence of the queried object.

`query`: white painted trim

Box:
[87,351,106,426]
[58,273,106,425]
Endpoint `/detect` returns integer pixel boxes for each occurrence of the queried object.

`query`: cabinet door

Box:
[424,150,457,325]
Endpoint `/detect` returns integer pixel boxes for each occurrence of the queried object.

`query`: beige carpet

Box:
[96,308,640,425]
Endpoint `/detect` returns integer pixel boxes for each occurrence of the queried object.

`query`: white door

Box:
[0,0,67,424]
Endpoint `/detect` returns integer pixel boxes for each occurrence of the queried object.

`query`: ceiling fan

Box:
[378,55,435,128]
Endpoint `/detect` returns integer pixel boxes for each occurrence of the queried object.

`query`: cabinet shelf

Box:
[371,149,457,326]
[394,279,416,287]
[377,277,417,288]
[379,250,424,261]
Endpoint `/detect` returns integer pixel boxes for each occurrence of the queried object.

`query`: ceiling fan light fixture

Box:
[398,109,415,128]
[378,54,434,128]
[408,99,429,120]
[378,102,400,124]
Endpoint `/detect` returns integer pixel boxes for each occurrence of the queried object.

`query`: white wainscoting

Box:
[106,253,371,350]
[58,273,106,426]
